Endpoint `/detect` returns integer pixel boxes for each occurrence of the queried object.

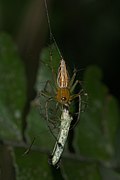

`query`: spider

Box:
[38,56,83,135]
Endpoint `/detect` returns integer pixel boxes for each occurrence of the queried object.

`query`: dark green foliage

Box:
[0,33,120,180]
[0,33,26,141]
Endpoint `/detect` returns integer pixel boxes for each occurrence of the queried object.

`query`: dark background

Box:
[51,0,120,102]
[1,0,120,103]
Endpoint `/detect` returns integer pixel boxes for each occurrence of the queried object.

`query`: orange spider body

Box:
[56,59,70,104]
[56,87,70,104]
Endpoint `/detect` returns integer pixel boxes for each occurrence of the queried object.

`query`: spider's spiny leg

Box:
[68,69,77,89]
[45,98,58,142]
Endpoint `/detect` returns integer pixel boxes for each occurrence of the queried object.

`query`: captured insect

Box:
[31,0,87,167]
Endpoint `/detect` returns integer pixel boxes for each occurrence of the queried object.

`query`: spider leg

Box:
[36,80,55,101]
[44,80,56,94]
[32,80,54,108]
[68,69,77,89]
[69,78,87,129]
[75,86,88,112]
[69,85,88,129]
[23,137,36,155]
[45,97,58,142]
[70,93,81,129]
[70,79,88,101]
[70,79,81,94]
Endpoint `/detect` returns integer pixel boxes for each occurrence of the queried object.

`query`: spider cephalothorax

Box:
[56,59,80,106]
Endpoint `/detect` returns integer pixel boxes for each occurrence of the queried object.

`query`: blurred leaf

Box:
[15,147,53,180]
[0,33,26,141]
[76,65,119,160]
[100,166,120,180]
[63,158,101,180]
[0,145,16,180]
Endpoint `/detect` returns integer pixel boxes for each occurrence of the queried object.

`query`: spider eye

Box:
[61,97,66,101]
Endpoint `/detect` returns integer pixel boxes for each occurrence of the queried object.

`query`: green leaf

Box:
[63,158,101,180]
[0,33,26,141]
[15,147,53,180]
[100,166,120,180]
[76,65,119,160]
